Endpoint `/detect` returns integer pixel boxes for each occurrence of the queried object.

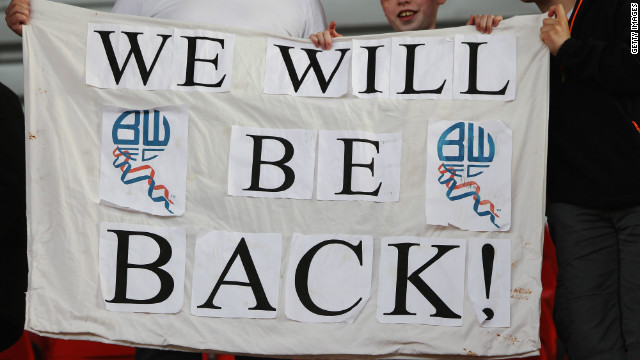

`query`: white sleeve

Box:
[303,0,328,38]
[111,0,144,15]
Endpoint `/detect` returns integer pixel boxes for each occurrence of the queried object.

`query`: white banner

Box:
[24,0,549,358]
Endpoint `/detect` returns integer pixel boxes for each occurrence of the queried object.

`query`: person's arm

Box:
[466,14,503,34]
[5,0,29,36]
[548,2,640,94]
[309,21,342,50]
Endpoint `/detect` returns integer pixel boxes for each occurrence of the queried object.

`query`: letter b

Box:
[106,230,175,305]
[243,135,296,192]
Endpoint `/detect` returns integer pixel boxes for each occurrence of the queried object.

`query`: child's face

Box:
[380,0,445,32]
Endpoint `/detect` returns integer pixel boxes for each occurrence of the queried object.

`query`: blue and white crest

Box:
[99,105,189,216]
[112,110,171,162]
[437,121,495,179]
[426,120,512,232]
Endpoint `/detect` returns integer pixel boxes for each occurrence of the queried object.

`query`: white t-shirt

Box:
[111,0,327,38]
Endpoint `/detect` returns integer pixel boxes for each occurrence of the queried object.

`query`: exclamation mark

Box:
[482,243,495,321]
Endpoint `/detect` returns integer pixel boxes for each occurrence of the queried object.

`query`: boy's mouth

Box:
[398,10,417,21]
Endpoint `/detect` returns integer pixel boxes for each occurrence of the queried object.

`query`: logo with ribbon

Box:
[111,110,174,214]
[437,121,500,228]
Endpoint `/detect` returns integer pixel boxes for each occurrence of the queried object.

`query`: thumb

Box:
[549,4,567,19]
[329,21,342,38]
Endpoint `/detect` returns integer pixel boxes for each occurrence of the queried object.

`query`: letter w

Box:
[274,45,349,93]
[95,31,172,86]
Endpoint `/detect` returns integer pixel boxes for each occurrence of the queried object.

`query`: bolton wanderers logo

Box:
[111,110,175,214]
[437,121,500,228]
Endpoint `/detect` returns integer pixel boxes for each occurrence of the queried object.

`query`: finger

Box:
[548,4,566,19]
[539,25,547,36]
[493,15,503,27]
[10,0,30,7]
[539,27,554,37]
[540,29,553,38]
[328,21,342,38]
[9,23,23,36]
[473,15,481,32]
[466,14,475,26]
[317,34,326,50]
[7,12,28,36]
[555,4,568,20]
[310,34,320,48]
[5,2,29,26]
[540,29,555,43]
[315,32,327,50]
[540,23,560,33]
[487,14,494,34]
[7,12,28,24]
[479,15,488,34]
[322,31,332,50]
[5,0,29,18]
[8,23,22,36]
[6,2,29,19]
[540,33,548,46]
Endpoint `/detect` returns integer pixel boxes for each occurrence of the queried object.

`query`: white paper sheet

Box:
[99,222,186,313]
[87,24,174,90]
[317,130,402,202]
[425,120,512,231]
[467,238,511,328]
[390,37,454,100]
[191,230,282,319]
[453,34,517,101]
[99,105,189,216]
[171,28,235,92]
[351,39,392,98]
[377,237,466,326]
[228,126,317,199]
[285,234,373,323]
